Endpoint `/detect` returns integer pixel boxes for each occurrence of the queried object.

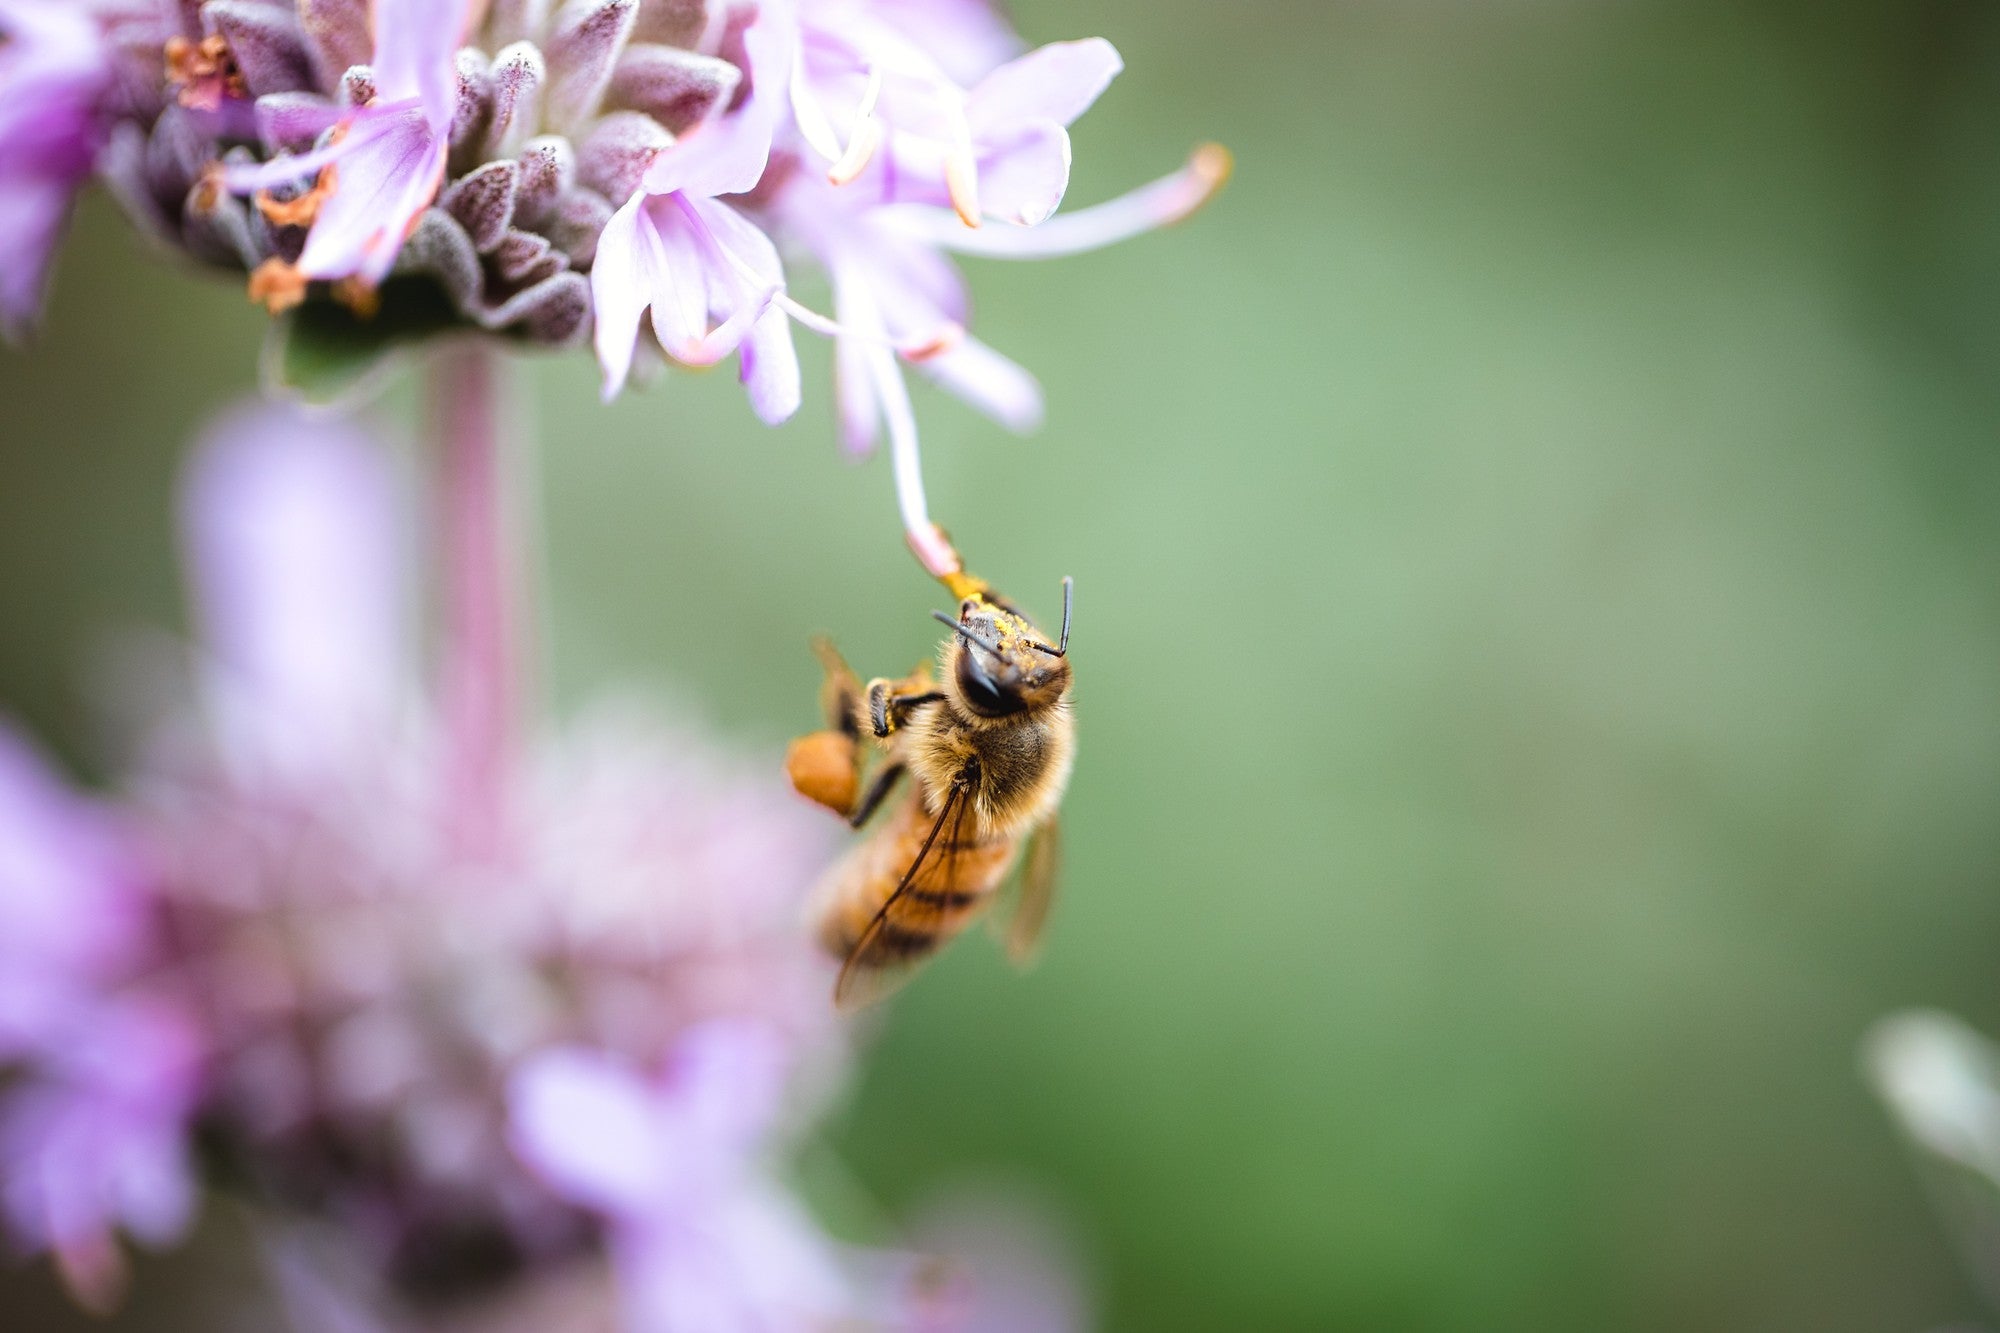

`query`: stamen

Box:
[670,191,955,359]
[899,324,964,363]
[165,34,245,112]
[827,67,885,185]
[892,143,1234,259]
[333,277,380,319]
[828,115,883,186]
[866,337,953,576]
[772,292,958,361]
[945,99,981,228]
[256,162,339,227]
[789,61,847,164]
[247,259,307,313]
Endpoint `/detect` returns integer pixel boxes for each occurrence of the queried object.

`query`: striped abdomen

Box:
[814,786,1021,975]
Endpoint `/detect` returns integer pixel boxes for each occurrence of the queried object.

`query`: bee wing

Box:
[834,775,978,1011]
[990,815,1060,969]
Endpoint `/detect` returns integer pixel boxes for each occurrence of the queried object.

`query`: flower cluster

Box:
[0,401,873,1327]
[0,0,1224,574]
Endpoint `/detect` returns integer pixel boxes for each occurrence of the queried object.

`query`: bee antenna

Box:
[1031,576,1073,657]
[931,609,1002,654]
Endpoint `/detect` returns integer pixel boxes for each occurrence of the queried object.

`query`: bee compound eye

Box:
[955,653,1023,717]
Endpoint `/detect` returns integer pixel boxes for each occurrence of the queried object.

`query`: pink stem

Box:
[429,343,522,863]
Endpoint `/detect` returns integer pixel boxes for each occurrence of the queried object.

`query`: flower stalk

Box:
[430,342,523,863]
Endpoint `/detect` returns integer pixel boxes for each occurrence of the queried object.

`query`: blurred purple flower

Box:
[0,0,118,340]
[0,728,202,1310]
[510,1024,850,1333]
[904,1186,1094,1333]
[0,726,148,1057]
[0,996,202,1311]
[0,399,866,1324]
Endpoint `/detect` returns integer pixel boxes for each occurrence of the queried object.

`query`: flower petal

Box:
[859,0,1024,86]
[370,0,478,122]
[975,120,1071,227]
[739,303,801,425]
[0,182,75,343]
[966,37,1121,137]
[295,108,448,284]
[921,336,1042,434]
[883,143,1231,258]
[642,197,713,359]
[591,193,651,397]
[0,724,145,1058]
[639,0,795,198]
[507,1046,672,1215]
[178,400,404,778]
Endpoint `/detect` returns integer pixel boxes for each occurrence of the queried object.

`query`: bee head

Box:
[933,578,1073,720]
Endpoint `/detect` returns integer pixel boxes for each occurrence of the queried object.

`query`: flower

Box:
[0,0,122,340]
[591,0,801,420]
[790,10,1124,228]
[223,0,481,303]
[510,1026,851,1333]
[9,0,1223,584]
[0,398,864,1324]
[769,137,1231,575]
[0,727,201,1311]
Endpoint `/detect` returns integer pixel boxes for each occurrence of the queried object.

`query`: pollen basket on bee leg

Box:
[786,730,859,816]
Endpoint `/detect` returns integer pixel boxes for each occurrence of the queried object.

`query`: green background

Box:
[7,1,2000,1328]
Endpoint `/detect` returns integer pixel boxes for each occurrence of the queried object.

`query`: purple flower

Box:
[0,726,148,1059]
[0,397,859,1324]
[3,0,1222,579]
[792,6,1123,228]
[0,997,201,1312]
[224,0,481,302]
[0,728,201,1310]
[771,137,1231,574]
[0,0,117,341]
[591,0,801,420]
[509,1024,851,1333]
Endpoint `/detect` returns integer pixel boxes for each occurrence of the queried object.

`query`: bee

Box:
[785,572,1075,1008]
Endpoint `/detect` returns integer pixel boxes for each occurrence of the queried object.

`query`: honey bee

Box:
[785,571,1075,1008]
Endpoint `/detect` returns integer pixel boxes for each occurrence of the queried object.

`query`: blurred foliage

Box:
[6,1,2000,1329]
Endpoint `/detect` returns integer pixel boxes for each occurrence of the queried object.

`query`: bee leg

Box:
[866,679,947,739]
[790,638,870,817]
[847,761,906,828]
[810,636,864,737]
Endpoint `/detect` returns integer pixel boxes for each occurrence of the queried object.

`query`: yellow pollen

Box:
[256,161,338,228]
[164,34,245,112]
[901,323,964,364]
[247,258,307,313]
[944,148,981,229]
[191,163,225,213]
[1176,142,1235,223]
[826,115,883,187]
